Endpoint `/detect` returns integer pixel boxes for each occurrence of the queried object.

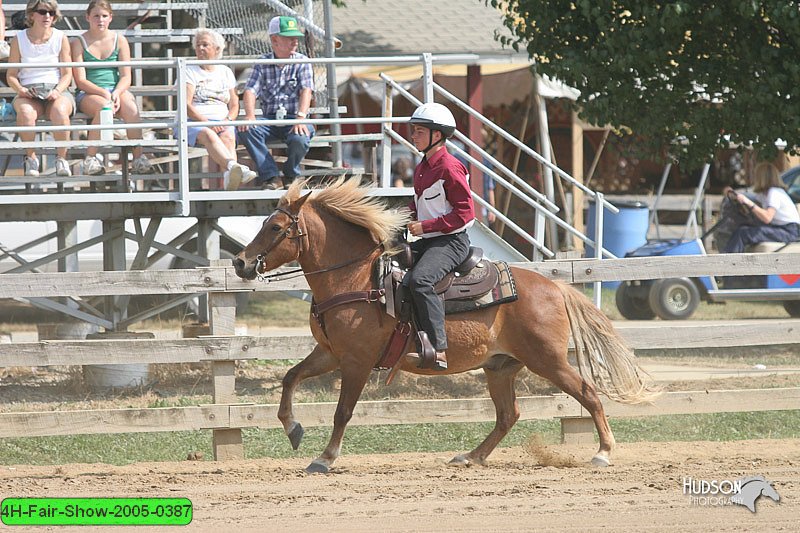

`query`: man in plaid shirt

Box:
[238,16,314,189]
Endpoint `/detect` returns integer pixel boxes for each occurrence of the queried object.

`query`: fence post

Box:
[559,416,595,445]
[208,260,243,460]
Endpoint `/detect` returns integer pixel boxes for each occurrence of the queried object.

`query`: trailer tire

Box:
[784,301,800,318]
[615,283,656,320]
[648,277,700,320]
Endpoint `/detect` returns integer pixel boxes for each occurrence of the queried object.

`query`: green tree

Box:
[493,0,800,165]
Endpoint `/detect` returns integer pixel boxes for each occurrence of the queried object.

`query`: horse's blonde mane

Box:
[282,177,411,246]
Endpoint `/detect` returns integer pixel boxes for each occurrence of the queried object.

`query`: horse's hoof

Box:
[305,460,329,474]
[591,454,611,467]
[287,423,304,451]
[447,455,472,467]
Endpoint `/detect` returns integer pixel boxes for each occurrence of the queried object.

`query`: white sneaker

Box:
[24,156,40,177]
[226,163,244,191]
[131,155,153,174]
[241,165,258,185]
[55,157,72,177]
[83,156,105,175]
[0,41,10,60]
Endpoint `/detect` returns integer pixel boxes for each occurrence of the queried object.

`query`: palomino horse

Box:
[233,178,659,473]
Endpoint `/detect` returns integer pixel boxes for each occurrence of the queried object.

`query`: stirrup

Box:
[404,351,448,371]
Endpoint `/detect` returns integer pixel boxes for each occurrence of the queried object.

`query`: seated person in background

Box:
[723,162,800,253]
[483,171,496,227]
[0,1,10,59]
[238,16,314,190]
[71,0,151,175]
[184,29,255,190]
[7,0,75,177]
[392,156,414,187]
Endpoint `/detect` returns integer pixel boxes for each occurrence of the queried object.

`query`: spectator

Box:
[71,0,152,176]
[7,0,75,177]
[483,169,496,225]
[238,16,314,190]
[392,155,414,187]
[183,28,255,190]
[0,1,9,59]
[723,162,800,253]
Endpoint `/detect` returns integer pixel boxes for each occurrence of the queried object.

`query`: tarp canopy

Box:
[339,64,579,108]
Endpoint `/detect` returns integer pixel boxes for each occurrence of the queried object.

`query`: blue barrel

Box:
[585,200,649,288]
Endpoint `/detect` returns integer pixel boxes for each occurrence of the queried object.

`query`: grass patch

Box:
[2,411,797,466]
[240,292,310,327]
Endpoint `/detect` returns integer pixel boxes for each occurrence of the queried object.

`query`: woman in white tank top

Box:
[6,0,75,177]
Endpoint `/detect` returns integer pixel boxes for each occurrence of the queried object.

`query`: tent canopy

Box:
[340,64,579,108]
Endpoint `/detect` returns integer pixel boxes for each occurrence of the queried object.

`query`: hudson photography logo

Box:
[683,475,781,512]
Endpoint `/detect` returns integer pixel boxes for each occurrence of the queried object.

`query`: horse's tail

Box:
[557,282,661,405]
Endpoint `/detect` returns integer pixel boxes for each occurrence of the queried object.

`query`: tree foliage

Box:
[493,1,800,165]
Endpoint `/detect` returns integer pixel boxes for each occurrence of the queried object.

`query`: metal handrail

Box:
[383,126,556,258]
[378,71,615,260]
[433,82,619,214]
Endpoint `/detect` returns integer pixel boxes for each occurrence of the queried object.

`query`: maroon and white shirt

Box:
[408,148,475,238]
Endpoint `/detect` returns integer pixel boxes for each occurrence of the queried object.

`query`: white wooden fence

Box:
[1,253,799,459]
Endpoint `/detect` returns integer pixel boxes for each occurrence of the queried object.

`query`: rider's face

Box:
[411,125,439,151]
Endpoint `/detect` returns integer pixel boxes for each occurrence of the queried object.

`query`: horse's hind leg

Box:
[450,356,524,467]
[278,344,339,450]
[533,360,615,467]
[306,359,372,474]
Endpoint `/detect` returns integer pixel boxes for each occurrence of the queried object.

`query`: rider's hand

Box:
[407,221,423,236]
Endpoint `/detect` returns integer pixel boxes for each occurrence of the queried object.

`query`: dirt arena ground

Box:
[2,438,797,532]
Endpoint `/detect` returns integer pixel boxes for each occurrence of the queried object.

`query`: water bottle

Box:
[100,102,113,142]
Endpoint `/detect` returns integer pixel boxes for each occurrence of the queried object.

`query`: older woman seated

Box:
[183,28,256,190]
[7,0,75,177]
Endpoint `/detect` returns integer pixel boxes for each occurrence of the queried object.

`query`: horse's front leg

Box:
[278,344,339,450]
[306,359,372,474]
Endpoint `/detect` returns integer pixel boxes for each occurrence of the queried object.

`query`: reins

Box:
[256,242,385,282]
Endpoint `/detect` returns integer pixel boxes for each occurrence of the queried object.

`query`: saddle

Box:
[376,244,518,373]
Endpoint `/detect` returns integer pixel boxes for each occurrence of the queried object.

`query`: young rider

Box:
[404,103,475,371]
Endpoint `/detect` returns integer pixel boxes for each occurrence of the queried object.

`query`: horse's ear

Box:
[292,191,312,212]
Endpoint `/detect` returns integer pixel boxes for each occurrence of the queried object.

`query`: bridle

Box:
[254,206,384,282]
[254,206,305,281]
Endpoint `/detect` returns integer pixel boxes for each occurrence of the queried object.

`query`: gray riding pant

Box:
[403,231,470,351]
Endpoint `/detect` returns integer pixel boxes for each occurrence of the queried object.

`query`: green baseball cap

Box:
[268,16,304,37]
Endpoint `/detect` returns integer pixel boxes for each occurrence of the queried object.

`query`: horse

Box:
[233,177,659,474]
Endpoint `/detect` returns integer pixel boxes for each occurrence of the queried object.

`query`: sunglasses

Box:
[34,9,56,16]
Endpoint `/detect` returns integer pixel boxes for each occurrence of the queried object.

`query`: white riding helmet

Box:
[410,103,456,138]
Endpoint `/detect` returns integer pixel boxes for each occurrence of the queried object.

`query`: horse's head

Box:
[233,191,312,280]
[760,481,781,502]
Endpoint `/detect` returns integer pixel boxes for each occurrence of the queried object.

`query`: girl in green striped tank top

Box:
[71,0,152,175]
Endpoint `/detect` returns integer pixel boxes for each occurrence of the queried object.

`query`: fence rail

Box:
[2,252,799,298]
[4,388,799,440]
